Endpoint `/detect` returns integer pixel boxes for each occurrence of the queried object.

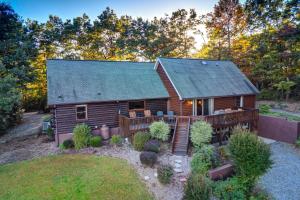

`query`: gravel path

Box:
[259,142,300,200]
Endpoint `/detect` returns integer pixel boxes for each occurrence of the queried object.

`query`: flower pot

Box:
[101,125,110,140]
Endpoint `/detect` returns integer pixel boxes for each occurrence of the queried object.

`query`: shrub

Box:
[90,136,102,147]
[110,135,122,146]
[73,124,91,150]
[218,145,230,161]
[213,177,246,200]
[133,132,150,151]
[295,139,300,148]
[140,151,157,167]
[191,145,214,174]
[144,139,160,153]
[259,104,271,114]
[183,173,212,200]
[157,164,173,184]
[229,131,272,190]
[190,121,212,148]
[62,139,74,149]
[149,121,170,141]
[46,127,54,140]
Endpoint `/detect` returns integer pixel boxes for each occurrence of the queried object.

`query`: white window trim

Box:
[240,96,244,107]
[76,104,88,120]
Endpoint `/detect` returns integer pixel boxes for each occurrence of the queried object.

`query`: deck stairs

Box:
[172,117,190,155]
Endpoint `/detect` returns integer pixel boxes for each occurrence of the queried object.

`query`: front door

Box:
[193,99,211,116]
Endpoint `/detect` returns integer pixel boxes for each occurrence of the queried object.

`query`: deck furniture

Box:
[119,108,259,155]
[129,111,136,118]
[144,110,151,117]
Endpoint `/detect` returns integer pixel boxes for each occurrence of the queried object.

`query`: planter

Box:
[92,128,101,136]
[101,125,110,140]
[209,163,234,181]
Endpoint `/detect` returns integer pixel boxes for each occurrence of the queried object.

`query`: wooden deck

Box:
[119,108,259,154]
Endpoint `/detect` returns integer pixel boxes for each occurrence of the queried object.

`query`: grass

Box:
[261,111,300,122]
[0,155,153,200]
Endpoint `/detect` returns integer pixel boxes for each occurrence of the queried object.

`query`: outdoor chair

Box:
[144,110,151,117]
[156,111,164,117]
[129,111,136,118]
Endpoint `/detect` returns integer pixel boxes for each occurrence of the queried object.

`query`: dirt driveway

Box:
[0,112,58,165]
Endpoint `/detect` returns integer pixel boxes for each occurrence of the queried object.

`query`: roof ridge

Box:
[158,57,232,62]
[47,59,154,64]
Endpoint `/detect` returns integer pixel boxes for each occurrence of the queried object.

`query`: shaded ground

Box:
[0,112,48,143]
[259,142,300,200]
[0,135,58,164]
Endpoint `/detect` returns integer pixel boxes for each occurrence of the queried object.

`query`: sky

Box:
[4,0,221,49]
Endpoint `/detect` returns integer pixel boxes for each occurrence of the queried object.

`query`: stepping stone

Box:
[174,168,183,173]
[179,177,187,182]
[144,176,150,181]
[154,173,158,177]
[174,163,181,168]
[175,160,182,164]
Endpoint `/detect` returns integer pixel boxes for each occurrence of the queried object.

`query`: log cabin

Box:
[47,58,259,154]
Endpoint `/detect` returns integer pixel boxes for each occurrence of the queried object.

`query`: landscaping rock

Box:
[179,177,187,182]
[174,168,183,173]
[154,172,158,177]
[174,163,181,168]
[175,159,182,164]
[144,176,150,181]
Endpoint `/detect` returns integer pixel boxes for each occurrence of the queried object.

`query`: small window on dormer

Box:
[76,105,87,120]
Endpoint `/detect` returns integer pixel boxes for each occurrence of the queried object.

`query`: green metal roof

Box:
[157,57,259,99]
[47,60,169,105]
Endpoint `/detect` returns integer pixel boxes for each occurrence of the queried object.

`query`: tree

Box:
[205,0,246,59]
[0,3,36,132]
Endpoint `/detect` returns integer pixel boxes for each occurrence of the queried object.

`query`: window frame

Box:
[128,100,145,111]
[75,104,88,121]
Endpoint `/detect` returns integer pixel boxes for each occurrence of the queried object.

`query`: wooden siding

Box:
[244,95,256,108]
[55,99,167,134]
[156,63,181,115]
[182,100,193,116]
[214,95,256,111]
[214,96,236,110]
[146,99,167,114]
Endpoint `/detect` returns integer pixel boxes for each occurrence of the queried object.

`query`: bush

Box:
[259,104,271,114]
[191,145,214,174]
[149,121,170,141]
[157,164,173,184]
[229,131,272,190]
[190,121,212,148]
[73,124,91,150]
[183,173,212,200]
[144,139,160,153]
[90,136,102,147]
[62,139,74,149]
[213,177,246,200]
[110,135,122,146]
[46,127,54,140]
[218,145,230,161]
[140,151,157,167]
[296,139,300,148]
[133,132,150,151]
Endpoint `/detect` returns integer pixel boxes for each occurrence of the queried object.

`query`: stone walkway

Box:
[259,142,300,200]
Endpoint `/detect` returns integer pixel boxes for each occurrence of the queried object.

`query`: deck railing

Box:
[119,108,259,138]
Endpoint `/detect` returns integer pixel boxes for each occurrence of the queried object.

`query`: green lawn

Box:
[0,155,153,200]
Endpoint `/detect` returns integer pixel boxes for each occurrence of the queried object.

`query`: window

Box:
[76,105,87,120]
[129,101,145,110]
[235,96,243,107]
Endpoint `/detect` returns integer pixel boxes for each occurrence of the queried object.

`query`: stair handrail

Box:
[185,117,191,153]
[171,117,178,153]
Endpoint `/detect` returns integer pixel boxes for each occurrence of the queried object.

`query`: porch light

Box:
[187,100,193,105]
